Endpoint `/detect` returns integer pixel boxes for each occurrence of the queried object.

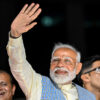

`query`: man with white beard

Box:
[7,2,96,100]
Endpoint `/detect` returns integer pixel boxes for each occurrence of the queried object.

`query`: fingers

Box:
[24,3,35,14]
[30,8,42,21]
[19,3,41,16]
[28,4,40,17]
[24,3,42,24]
[19,4,28,14]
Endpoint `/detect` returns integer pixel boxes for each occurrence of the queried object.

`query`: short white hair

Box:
[51,43,81,62]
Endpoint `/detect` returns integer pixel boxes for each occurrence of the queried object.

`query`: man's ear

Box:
[76,62,82,75]
[12,84,16,95]
[81,74,90,82]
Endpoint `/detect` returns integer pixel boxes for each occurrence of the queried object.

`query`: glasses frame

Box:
[83,66,100,74]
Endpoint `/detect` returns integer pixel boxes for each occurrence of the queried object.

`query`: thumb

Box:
[26,22,37,32]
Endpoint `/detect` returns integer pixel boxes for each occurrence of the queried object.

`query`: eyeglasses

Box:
[51,56,76,67]
[83,66,100,74]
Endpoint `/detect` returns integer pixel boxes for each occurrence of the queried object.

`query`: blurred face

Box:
[50,48,81,85]
[89,61,100,89]
[0,72,15,100]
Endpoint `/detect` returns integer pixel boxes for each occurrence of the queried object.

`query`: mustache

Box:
[54,67,69,72]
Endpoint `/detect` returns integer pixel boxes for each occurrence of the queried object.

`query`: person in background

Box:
[6,2,96,100]
[0,69,16,100]
[78,55,100,100]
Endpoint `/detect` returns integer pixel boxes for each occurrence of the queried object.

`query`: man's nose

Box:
[57,60,65,67]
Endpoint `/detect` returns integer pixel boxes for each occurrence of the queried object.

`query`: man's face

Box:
[0,72,15,100]
[89,61,100,89]
[50,48,81,85]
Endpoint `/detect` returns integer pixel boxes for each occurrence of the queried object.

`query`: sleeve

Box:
[6,33,42,99]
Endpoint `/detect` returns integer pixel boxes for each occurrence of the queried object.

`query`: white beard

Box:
[50,67,76,85]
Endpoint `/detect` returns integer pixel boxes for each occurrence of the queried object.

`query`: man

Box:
[7,2,96,100]
[0,70,16,100]
[78,55,100,100]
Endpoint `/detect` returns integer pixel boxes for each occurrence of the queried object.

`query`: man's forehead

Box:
[92,60,100,68]
[0,72,10,77]
[0,73,11,81]
[52,56,73,59]
[53,48,77,57]
[54,47,76,52]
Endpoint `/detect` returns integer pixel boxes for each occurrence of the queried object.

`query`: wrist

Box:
[10,30,21,39]
[10,33,20,39]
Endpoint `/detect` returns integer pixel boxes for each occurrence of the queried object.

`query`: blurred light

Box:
[41,16,53,27]
[41,15,63,27]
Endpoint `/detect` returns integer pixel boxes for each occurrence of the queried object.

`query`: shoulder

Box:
[75,84,96,100]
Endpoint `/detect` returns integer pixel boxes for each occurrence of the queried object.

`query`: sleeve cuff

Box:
[8,31,23,47]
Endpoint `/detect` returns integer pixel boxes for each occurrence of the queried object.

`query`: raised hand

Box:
[11,3,42,38]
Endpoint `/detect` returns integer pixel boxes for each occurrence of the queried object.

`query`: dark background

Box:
[0,0,100,99]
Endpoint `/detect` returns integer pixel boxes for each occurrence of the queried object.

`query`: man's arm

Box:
[7,3,42,99]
